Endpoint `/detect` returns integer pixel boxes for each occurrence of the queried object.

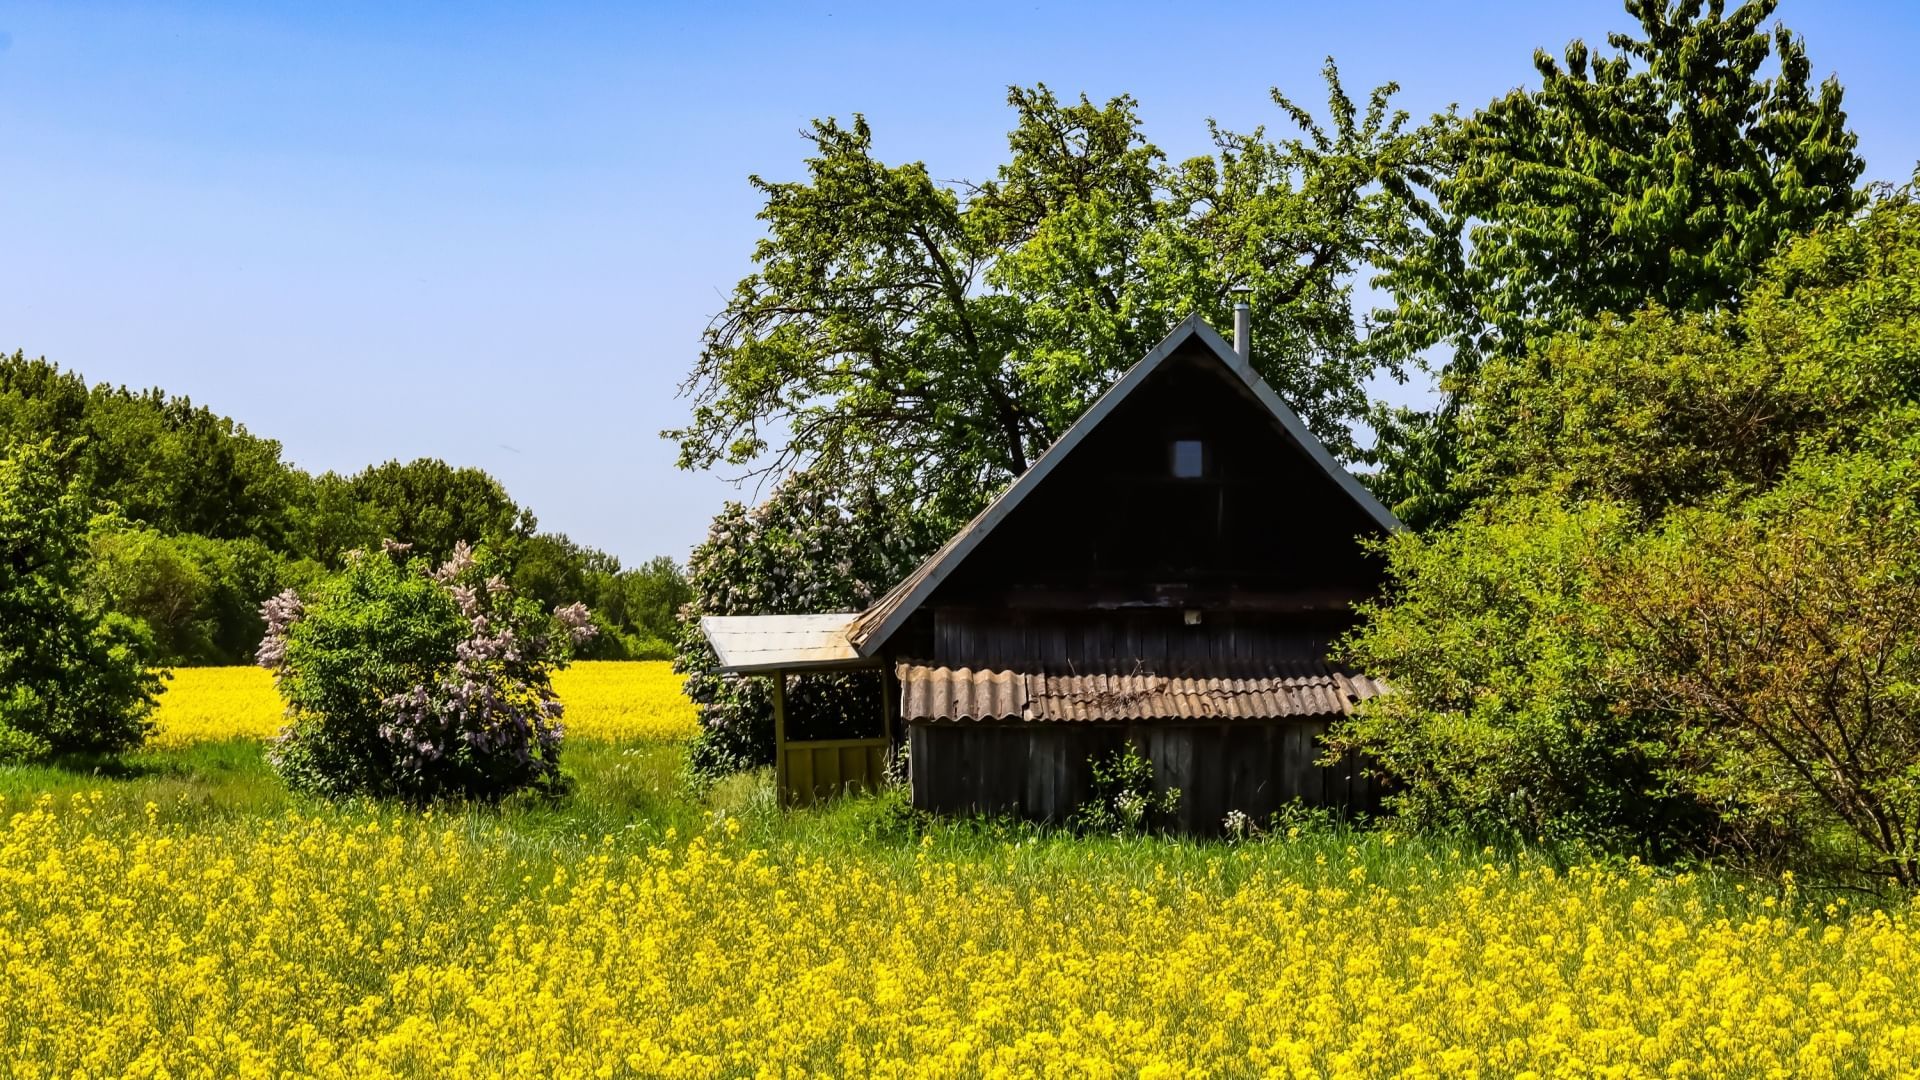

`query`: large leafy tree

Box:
[1461,186,1920,519]
[671,66,1440,521]
[1371,0,1864,526]
[0,440,160,760]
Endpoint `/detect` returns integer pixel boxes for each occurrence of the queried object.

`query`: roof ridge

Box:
[849,317,1400,657]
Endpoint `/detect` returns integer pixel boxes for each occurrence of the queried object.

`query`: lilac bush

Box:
[259,540,595,803]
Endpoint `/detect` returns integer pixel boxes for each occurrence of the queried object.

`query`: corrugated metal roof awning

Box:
[701,613,876,674]
[897,660,1387,723]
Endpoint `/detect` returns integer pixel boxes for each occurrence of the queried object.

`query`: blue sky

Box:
[3,1,1917,564]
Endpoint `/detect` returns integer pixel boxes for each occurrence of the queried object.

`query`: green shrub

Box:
[1609,409,1920,886]
[0,440,160,761]
[1071,744,1180,835]
[1330,496,1718,854]
[260,540,594,803]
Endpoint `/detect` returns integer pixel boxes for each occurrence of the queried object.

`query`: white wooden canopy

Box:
[700,613,874,673]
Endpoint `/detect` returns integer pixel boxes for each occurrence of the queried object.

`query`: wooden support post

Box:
[879,662,895,747]
[769,669,789,809]
[879,661,897,793]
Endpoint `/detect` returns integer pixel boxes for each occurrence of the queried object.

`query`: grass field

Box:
[4,666,1919,1077]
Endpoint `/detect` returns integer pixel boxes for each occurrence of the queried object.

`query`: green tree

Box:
[0,441,160,761]
[86,521,296,665]
[0,350,675,657]
[0,353,302,547]
[614,555,692,646]
[1338,180,1920,872]
[1460,185,1920,519]
[671,67,1438,521]
[348,458,535,564]
[291,471,387,567]
[1372,0,1865,526]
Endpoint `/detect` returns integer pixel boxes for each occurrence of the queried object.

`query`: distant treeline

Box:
[0,352,688,666]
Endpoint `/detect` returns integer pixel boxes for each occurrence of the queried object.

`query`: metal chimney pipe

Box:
[1232,291,1251,362]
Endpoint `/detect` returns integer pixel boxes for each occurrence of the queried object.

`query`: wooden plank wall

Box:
[930,610,1342,672]
[782,738,890,808]
[908,720,1379,834]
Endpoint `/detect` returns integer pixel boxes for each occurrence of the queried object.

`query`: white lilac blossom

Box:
[433,540,476,583]
[255,589,304,670]
[381,538,414,556]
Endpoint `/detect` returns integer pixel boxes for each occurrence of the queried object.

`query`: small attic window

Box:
[1170,438,1206,479]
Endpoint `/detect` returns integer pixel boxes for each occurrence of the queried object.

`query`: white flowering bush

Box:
[259,540,596,803]
[677,469,943,780]
[1071,744,1181,835]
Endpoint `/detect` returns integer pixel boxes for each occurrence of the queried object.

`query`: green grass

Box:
[0,733,1815,917]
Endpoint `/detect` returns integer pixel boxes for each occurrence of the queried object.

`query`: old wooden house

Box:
[701,312,1398,832]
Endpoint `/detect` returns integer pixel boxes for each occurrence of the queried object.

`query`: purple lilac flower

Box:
[553,602,598,644]
[255,589,304,670]
[450,584,481,619]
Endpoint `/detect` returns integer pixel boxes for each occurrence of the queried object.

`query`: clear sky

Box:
[3,1,1917,565]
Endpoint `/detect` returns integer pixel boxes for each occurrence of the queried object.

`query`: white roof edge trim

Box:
[850,315,1402,658]
[700,612,878,674]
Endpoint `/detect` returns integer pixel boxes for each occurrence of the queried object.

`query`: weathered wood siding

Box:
[907,719,1379,833]
[920,343,1386,615]
[928,609,1347,673]
[780,738,891,808]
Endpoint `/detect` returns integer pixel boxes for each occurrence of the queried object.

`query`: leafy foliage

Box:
[1611,411,1920,885]
[84,521,315,666]
[677,470,941,780]
[1371,0,1865,525]
[1331,497,1715,852]
[1461,190,1920,518]
[1069,743,1181,835]
[1342,188,1920,880]
[0,350,686,665]
[347,458,535,565]
[260,542,594,803]
[0,441,160,761]
[0,352,302,547]
[671,67,1438,520]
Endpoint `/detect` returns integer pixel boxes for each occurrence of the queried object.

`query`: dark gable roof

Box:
[846,315,1401,657]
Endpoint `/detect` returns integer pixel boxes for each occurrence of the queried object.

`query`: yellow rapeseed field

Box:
[150,661,697,745]
[2,794,1917,1078]
[550,661,699,742]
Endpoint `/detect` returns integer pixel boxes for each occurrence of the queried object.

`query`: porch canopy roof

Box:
[700,613,878,674]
